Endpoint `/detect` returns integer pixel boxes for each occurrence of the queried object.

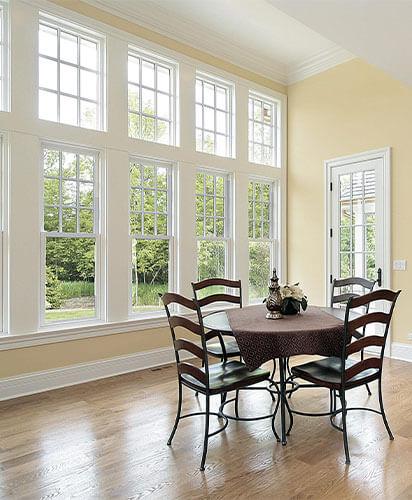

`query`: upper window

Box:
[196,170,230,282]
[248,179,275,302]
[0,2,9,112]
[42,144,100,324]
[248,92,277,166]
[38,14,104,130]
[129,158,173,315]
[128,48,176,145]
[196,74,233,157]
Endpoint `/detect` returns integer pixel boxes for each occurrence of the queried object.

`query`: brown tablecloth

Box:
[226,305,345,370]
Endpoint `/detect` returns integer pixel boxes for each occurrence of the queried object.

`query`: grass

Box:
[131,282,168,306]
[60,280,95,299]
[45,309,95,322]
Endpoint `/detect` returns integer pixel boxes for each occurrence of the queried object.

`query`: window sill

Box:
[0,315,171,350]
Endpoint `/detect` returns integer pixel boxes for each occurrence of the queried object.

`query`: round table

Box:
[203,305,355,445]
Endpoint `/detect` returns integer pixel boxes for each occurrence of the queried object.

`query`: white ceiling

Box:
[86,0,353,84]
[271,0,412,86]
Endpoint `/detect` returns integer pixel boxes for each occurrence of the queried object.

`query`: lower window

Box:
[248,241,271,302]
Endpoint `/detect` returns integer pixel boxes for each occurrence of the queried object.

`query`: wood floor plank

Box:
[0,356,411,499]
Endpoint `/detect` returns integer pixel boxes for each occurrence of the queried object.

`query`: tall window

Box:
[196,74,233,157]
[128,48,176,145]
[248,179,275,301]
[130,158,173,315]
[38,14,104,129]
[196,170,229,281]
[248,92,277,166]
[0,2,9,111]
[42,145,99,323]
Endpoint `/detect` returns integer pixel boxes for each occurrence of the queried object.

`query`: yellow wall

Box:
[288,58,411,345]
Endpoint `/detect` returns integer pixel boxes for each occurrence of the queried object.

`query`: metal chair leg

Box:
[200,394,210,471]
[167,382,182,445]
[361,349,372,396]
[378,378,394,440]
[195,359,205,398]
[234,389,240,418]
[339,391,350,464]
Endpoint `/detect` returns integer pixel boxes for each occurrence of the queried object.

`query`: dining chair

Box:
[191,278,243,361]
[161,292,270,471]
[290,288,400,464]
[331,276,376,396]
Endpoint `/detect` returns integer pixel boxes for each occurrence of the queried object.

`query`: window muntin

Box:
[195,75,233,157]
[248,93,277,166]
[196,171,229,282]
[248,179,274,301]
[129,158,172,315]
[38,15,104,130]
[42,145,99,324]
[0,2,9,112]
[128,49,176,145]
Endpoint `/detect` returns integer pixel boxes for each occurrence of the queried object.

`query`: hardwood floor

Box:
[0,356,411,499]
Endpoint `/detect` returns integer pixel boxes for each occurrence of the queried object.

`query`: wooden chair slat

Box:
[331,292,360,304]
[346,335,385,355]
[161,292,197,310]
[175,339,206,360]
[178,363,207,385]
[334,276,376,289]
[349,289,399,309]
[169,316,203,335]
[344,357,382,381]
[348,311,390,332]
[197,293,241,308]
[192,278,241,291]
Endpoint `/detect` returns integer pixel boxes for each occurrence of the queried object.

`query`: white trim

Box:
[0,345,191,401]
[391,342,412,363]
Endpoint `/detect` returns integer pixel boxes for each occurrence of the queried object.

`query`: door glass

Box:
[338,169,376,281]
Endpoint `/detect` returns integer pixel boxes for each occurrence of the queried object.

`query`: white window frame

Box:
[0,133,7,332]
[0,2,9,112]
[248,177,279,300]
[196,168,232,280]
[40,142,102,327]
[248,91,279,167]
[128,46,177,146]
[128,156,175,318]
[38,12,106,130]
[195,72,234,158]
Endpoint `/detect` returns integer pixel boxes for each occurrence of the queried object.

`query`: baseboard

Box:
[391,342,412,363]
[0,346,182,401]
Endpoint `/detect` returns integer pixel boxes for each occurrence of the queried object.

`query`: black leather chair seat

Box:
[291,356,379,389]
[206,338,240,358]
[181,360,269,394]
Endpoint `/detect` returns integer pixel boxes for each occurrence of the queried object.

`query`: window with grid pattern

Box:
[0,2,8,111]
[248,179,274,301]
[196,171,229,282]
[128,49,175,145]
[38,14,104,129]
[195,74,233,157]
[129,158,172,315]
[248,93,277,166]
[42,145,99,324]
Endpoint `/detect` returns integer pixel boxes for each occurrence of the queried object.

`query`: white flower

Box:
[280,283,305,301]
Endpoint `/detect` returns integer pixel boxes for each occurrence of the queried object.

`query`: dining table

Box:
[202,304,359,446]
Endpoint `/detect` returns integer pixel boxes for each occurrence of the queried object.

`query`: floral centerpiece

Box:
[280,283,308,315]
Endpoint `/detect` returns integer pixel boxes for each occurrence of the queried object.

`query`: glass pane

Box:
[39,90,57,122]
[157,167,167,189]
[339,174,350,200]
[340,253,350,278]
[157,190,167,213]
[62,207,76,232]
[216,111,226,134]
[44,206,59,232]
[263,103,272,124]
[141,60,155,88]
[39,25,57,57]
[195,104,202,128]
[129,113,140,139]
[195,79,202,102]
[249,241,270,302]
[254,123,263,143]
[39,57,58,90]
[203,132,214,154]
[62,152,77,179]
[44,149,60,177]
[196,173,205,194]
[203,82,214,106]
[216,86,226,110]
[62,180,77,205]
[215,196,224,217]
[263,146,273,166]
[81,101,97,130]
[60,31,78,64]
[128,55,140,84]
[205,196,214,217]
[79,183,93,207]
[204,107,214,130]
[80,70,97,100]
[141,116,155,141]
[143,213,155,234]
[143,189,154,212]
[60,95,78,125]
[366,225,375,252]
[157,66,170,93]
[216,176,224,197]
[45,237,96,322]
[196,196,204,217]
[340,226,350,252]
[157,120,170,145]
[253,143,262,163]
[216,134,227,156]
[79,209,94,233]
[263,125,273,145]
[44,178,59,205]
[79,155,94,181]
[142,88,155,115]
[254,100,262,121]
[143,166,155,187]
[130,188,142,212]
[131,238,169,314]
[156,214,167,235]
[60,64,78,96]
[80,39,97,70]
[157,93,170,119]
[130,213,142,234]
[197,240,226,281]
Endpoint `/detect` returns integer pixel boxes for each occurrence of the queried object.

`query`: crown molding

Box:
[63,0,353,86]
[287,46,354,85]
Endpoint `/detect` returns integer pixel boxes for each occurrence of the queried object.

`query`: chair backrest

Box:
[331,276,376,308]
[192,278,242,311]
[161,292,223,390]
[340,289,401,386]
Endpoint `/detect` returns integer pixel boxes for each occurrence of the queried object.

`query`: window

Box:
[248,92,277,166]
[0,2,9,111]
[42,145,99,323]
[248,179,276,302]
[128,48,176,145]
[129,158,173,315]
[196,170,230,282]
[38,14,104,129]
[196,74,233,157]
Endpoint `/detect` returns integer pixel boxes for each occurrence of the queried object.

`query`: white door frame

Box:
[324,147,391,306]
